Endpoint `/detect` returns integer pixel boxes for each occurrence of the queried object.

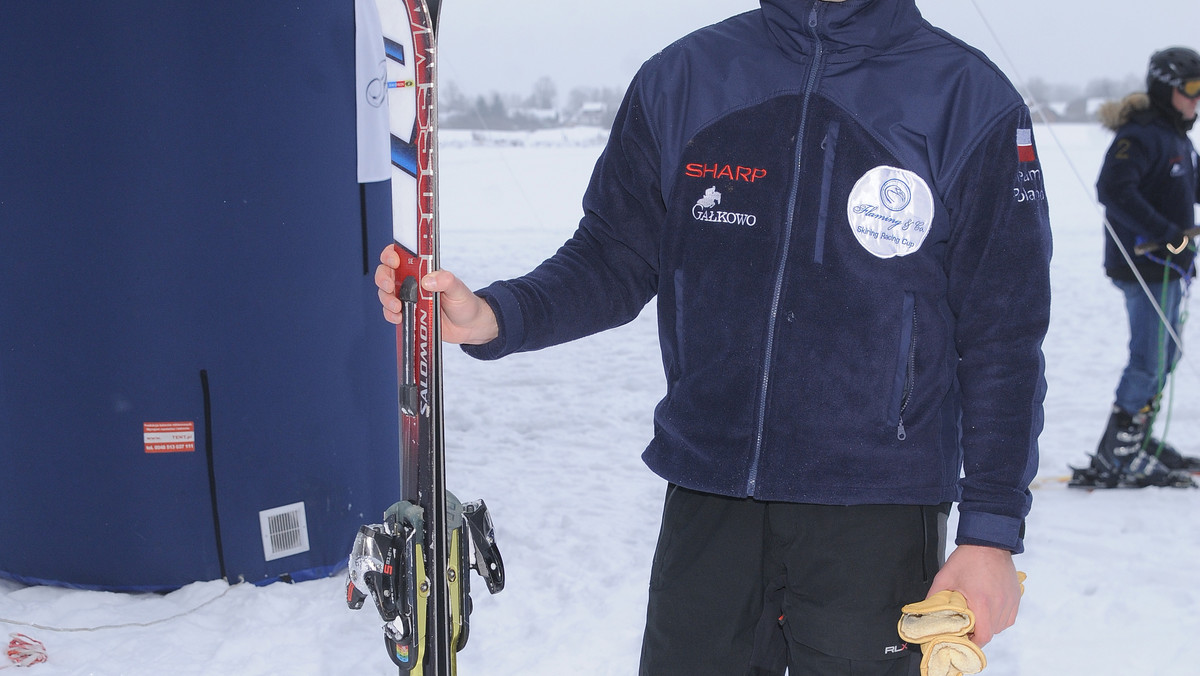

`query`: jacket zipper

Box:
[745,4,826,496]
[896,299,917,441]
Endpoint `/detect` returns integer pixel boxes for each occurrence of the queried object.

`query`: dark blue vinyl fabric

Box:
[0,2,398,590]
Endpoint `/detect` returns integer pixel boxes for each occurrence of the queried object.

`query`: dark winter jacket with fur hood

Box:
[464,0,1052,554]
[1097,93,1199,281]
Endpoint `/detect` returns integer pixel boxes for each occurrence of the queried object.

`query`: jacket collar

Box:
[760,0,926,62]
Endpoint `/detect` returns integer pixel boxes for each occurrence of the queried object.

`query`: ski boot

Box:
[1140,395,1200,472]
[1070,406,1195,488]
[1145,436,1200,472]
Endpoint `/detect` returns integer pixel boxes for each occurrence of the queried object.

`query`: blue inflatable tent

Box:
[0,2,399,590]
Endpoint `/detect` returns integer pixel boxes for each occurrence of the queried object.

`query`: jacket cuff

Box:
[460,282,523,361]
[955,510,1025,554]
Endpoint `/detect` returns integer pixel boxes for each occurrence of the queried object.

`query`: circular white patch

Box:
[846,166,935,259]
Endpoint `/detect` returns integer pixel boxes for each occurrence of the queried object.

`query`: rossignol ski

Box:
[346,2,504,674]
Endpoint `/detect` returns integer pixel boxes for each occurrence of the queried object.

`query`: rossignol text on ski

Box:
[345,1,505,673]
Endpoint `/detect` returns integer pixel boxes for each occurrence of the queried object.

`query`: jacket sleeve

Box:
[943,106,1052,554]
[462,71,665,361]
[1096,130,1184,242]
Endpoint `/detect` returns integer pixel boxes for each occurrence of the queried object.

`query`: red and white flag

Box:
[1016,127,1037,163]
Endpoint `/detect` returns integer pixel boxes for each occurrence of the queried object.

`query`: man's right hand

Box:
[374,246,499,345]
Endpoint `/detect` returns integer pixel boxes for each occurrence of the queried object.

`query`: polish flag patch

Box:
[1016,128,1037,163]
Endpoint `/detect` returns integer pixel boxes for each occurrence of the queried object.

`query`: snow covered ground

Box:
[4,123,1200,675]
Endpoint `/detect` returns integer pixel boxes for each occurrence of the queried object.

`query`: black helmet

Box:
[1147,47,1200,97]
[1146,47,1200,132]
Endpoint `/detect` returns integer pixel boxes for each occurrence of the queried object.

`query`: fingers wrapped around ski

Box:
[920,634,987,676]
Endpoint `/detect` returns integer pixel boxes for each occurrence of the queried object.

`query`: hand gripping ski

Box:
[346,0,504,673]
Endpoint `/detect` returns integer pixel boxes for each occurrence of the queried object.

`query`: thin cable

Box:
[966,0,1190,366]
[0,582,235,633]
[1099,221,1189,359]
[1144,264,1192,455]
[436,54,560,236]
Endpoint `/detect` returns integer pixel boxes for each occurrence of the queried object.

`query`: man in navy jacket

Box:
[377,0,1050,672]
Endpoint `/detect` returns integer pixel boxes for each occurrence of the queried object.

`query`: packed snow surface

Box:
[4,124,1200,675]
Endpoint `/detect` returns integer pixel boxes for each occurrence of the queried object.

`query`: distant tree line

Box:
[438,73,1151,130]
[440,76,625,130]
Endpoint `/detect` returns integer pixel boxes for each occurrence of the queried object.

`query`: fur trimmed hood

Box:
[1099,90,1195,134]
[1097,92,1151,131]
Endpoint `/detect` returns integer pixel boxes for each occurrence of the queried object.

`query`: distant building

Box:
[571,101,609,127]
[512,107,561,126]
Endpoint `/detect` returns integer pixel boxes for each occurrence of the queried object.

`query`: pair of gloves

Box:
[896,573,1026,676]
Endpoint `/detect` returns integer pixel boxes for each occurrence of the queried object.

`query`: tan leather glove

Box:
[897,590,974,643]
[920,634,986,676]
[897,572,1026,676]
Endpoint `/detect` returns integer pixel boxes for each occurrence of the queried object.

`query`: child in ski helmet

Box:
[1089,46,1200,487]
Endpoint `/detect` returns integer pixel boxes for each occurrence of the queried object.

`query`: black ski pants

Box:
[638,485,948,676]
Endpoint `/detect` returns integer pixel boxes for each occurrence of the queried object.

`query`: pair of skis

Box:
[345,1,504,674]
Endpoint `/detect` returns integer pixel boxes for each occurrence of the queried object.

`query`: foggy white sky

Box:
[434,0,1200,100]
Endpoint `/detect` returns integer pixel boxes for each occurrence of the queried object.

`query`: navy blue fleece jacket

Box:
[464,0,1052,553]
[1097,97,1199,282]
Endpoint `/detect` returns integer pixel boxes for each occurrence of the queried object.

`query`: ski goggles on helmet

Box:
[1180,79,1200,98]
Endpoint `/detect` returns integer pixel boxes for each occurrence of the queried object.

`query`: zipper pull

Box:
[896,417,907,441]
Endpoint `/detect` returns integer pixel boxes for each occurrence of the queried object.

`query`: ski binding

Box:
[346,495,504,670]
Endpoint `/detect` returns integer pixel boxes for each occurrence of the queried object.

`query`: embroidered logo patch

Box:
[692,186,757,226]
[847,166,934,259]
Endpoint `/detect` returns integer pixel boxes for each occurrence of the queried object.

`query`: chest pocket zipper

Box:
[813,121,840,265]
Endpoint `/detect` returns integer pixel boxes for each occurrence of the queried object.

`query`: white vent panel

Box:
[259,501,310,561]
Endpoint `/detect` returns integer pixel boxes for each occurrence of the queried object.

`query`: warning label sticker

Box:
[143,421,196,453]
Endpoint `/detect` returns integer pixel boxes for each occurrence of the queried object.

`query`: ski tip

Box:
[426,0,441,34]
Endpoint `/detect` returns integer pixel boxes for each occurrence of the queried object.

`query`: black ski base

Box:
[1067,462,1197,489]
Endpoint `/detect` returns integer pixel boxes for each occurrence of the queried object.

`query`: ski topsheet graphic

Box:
[347,2,505,674]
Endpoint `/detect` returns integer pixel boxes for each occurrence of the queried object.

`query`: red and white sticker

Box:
[143,421,196,453]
